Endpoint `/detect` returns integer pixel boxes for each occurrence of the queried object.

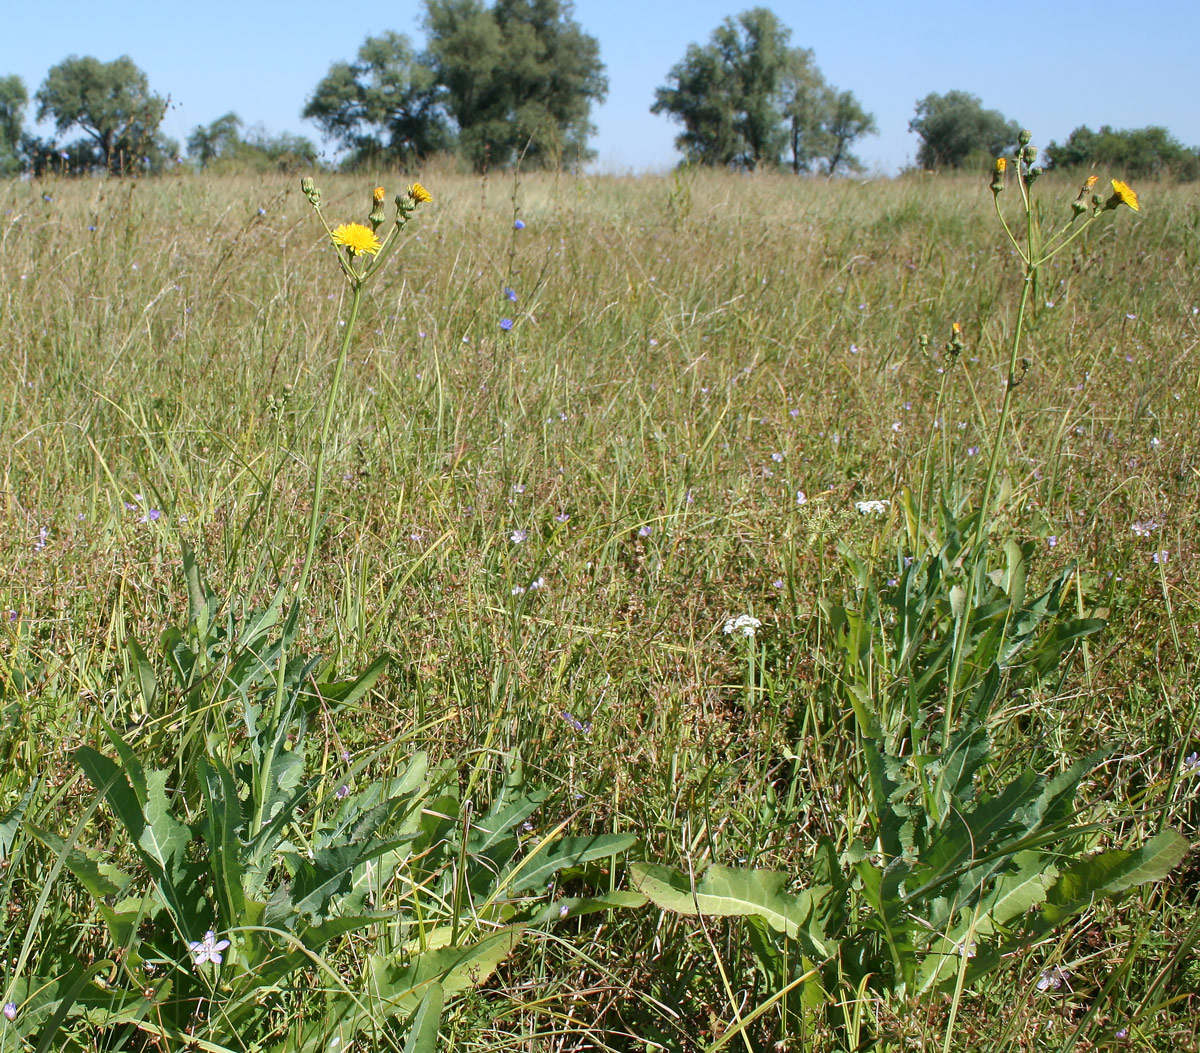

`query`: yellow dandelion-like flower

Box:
[994,157,1006,174]
[1109,179,1139,212]
[409,183,433,204]
[373,186,386,204]
[330,223,382,256]
[1084,175,1098,190]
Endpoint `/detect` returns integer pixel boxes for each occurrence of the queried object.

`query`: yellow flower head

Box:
[373,186,386,204]
[331,222,382,256]
[993,157,1006,174]
[1084,175,1098,191]
[1109,179,1139,212]
[409,182,433,205]
[952,322,961,335]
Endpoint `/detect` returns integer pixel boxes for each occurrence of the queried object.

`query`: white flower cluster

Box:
[855,499,890,515]
[723,614,762,638]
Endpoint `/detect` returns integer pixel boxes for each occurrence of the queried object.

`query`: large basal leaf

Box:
[402,981,444,1053]
[1040,829,1189,927]
[508,832,636,894]
[366,931,522,1017]
[630,863,833,956]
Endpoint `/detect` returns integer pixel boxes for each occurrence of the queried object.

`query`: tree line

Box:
[0,3,1196,180]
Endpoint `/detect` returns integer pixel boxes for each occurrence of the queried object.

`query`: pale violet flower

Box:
[189,930,230,966]
[855,499,890,515]
[1131,519,1158,537]
[2,1002,15,1021]
[510,528,528,544]
[1152,550,1169,565]
[1036,966,1069,992]
[796,490,807,505]
[1182,751,1200,774]
[723,614,761,638]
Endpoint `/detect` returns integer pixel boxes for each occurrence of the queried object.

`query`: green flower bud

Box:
[1018,129,1032,146]
[301,177,321,208]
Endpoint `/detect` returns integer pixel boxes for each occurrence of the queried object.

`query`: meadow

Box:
[0,163,1197,1051]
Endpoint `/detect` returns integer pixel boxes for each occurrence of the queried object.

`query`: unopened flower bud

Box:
[368,185,386,230]
[301,177,321,208]
[1026,165,1042,185]
[1018,129,1032,146]
[990,157,1006,194]
[1021,143,1038,164]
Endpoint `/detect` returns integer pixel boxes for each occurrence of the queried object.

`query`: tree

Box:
[0,75,27,176]
[652,8,875,173]
[304,2,606,171]
[653,7,791,169]
[35,55,170,173]
[908,91,1020,170]
[1047,124,1199,181]
[820,89,877,175]
[424,0,607,169]
[303,31,451,168]
[188,113,317,172]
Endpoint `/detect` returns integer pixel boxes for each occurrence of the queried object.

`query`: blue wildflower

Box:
[503,287,518,302]
[499,318,514,331]
[513,219,525,230]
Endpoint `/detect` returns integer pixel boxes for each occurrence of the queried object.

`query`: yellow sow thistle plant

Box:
[292,178,431,602]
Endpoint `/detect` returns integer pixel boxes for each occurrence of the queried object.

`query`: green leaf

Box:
[125,635,158,714]
[75,745,145,845]
[402,982,443,1053]
[0,781,36,861]
[508,832,635,894]
[1041,830,1188,926]
[26,825,129,900]
[630,862,833,957]
[367,931,522,1017]
[200,757,248,924]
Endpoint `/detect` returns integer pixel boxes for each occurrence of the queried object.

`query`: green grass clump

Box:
[0,164,1197,1050]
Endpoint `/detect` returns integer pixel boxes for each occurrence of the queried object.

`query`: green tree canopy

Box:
[426,0,608,169]
[35,55,170,173]
[651,8,875,174]
[302,31,451,168]
[304,1,606,170]
[0,74,27,177]
[908,90,1020,170]
[188,113,317,172]
[1047,124,1199,180]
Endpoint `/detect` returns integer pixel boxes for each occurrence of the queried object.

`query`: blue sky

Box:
[3,0,1198,174]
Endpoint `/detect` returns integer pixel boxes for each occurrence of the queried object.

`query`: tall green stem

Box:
[296,281,363,604]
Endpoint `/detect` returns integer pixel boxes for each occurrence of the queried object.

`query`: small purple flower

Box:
[638,525,653,537]
[555,512,570,523]
[560,711,592,734]
[772,579,784,589]
[503,287,518,302]
[148,509,161,521]
[1131,519,1158,537]
[499,318,514,331]
[1182,751,1200,774]
[1047,535,1058,548]
[510,528,528,544]
[513,219,525,230]
[966,446,980,457]
[189,930,230,966]
[257,207,266,216]
[512,483,526,494]
[336,784,350,799]
[1152,550,1169,564]
[2,1002,15,1021]
[771,452,784,462]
